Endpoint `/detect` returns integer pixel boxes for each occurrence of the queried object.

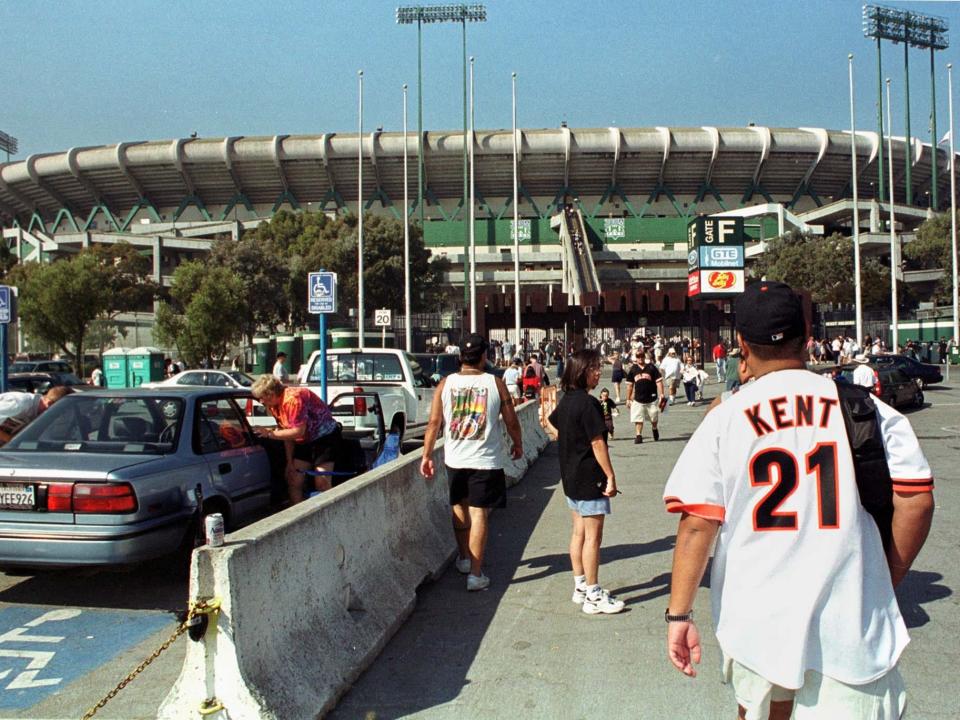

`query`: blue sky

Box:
[5,0,960,158]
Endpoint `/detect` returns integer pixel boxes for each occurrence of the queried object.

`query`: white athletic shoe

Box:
[582,588,625,615]
[455,556,471,574]
[467,573,490,591]
[572,586,588,604]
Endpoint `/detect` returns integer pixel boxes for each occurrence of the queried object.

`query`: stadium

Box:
[0,125,951,349]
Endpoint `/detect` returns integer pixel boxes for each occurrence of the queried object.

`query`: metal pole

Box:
[849,54,864,345]
[358,70,365,350]
[403,84,412,352]
[0,325,7,394]
[886,78,899,352]
[931,47,939,209]
[949,64,959,347]
[877,37,886,202]
[904,28,913,207]
[320,308,328,403]
[417,18,424,227]
[461,19,469,337]
[512,72,521,354]
[469,56,477,333]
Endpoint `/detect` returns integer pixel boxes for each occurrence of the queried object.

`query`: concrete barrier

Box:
[159,400,550,720]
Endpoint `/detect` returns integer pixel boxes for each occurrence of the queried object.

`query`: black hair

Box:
[743,335,805,361]
[461,347,486,367]
[561,349,601,391]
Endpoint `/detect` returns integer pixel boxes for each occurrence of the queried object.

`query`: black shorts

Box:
[447,466,507,509]
[611,369,624,383]
[293,425,342,465]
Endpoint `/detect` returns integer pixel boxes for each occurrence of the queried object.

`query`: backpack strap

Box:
[834,381,893,552]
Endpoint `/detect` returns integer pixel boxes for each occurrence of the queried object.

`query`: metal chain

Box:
[81,598,220,720]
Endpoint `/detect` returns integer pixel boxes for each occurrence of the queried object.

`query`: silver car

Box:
[0,387,274,569]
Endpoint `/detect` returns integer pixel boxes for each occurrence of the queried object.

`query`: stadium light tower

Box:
[0,132,18,162]
[396,5,487,338]
[864,4,949,208]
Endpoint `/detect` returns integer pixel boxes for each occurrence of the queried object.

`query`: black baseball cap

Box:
[735,281,805,345]
[462,333,488,352]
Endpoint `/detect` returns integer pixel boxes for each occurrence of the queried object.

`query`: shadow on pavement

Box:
[511,535,676,586]
[897,569,952,629]
[327,444,561,719]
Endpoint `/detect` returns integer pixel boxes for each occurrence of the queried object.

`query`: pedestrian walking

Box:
[610,351,625,403]
[712,340,727,382]
[852,354,875,389]
[420,334,523,591]
[626,351,664,444]
[680,355,699,406]
[658,347,682,405]
[663,280,934,719]
[598,387,617,438]
[272,352,290,383]
[503,357,523,402]
[545,349,624,615]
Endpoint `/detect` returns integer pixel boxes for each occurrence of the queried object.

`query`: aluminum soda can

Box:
[205,513,224,547]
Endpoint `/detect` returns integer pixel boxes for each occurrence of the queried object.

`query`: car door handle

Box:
[218,463,232,475]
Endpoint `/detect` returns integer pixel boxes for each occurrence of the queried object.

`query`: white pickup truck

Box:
[299,348,436,442]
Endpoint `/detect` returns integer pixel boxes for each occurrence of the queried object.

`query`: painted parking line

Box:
[0,607,172,710]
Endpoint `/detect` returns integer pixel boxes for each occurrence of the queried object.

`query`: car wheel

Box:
[914,389,924,408]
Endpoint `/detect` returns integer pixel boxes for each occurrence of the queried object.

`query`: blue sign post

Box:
[0,286,12,394]
[308,272,337,403]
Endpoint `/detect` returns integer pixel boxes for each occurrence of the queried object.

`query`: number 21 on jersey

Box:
[750,443,839,531]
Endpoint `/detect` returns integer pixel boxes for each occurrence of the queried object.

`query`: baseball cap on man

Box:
[735,281,805,345]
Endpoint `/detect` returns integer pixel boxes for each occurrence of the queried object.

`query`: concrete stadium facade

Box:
[0,126,948,347]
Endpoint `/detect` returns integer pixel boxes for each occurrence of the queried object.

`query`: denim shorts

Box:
[565,495,611,516]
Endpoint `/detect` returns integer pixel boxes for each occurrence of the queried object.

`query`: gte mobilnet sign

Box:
[686,216,745,298]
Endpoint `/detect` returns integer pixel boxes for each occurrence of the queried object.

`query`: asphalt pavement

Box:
[330,366,960,720]
[0,365,957,719]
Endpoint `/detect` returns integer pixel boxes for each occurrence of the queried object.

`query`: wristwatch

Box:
[664,608,693,623]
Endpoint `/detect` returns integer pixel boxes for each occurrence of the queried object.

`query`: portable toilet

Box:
[102,348,130,389]
[128,347,165,387]
[301,332,321,365]
[275,334,295,366]
[253,336,274,375]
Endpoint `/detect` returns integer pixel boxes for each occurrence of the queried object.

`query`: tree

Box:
[9,244,157,369]
[751,231,891,308]
[154,261,246,366]
[904,212,955,305]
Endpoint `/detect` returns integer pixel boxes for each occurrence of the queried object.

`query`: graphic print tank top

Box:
[441,371,504,470]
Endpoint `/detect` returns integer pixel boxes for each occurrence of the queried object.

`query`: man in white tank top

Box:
[420,334,523,591]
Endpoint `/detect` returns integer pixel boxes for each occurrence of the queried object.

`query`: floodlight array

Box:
[862,4,949,50]
[0,132,18,156]
[396,4,486,24]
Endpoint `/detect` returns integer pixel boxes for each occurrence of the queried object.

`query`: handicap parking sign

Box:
[0,287,10,324]
[308,272,337,314]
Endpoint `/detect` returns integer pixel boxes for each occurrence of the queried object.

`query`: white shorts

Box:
[629,400,659,424]
[723,656,906,720]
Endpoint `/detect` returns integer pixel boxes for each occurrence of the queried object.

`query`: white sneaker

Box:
[455,556,471,574]
[582,588,625,615]
[572,586,588,604]
[467,573,490,591]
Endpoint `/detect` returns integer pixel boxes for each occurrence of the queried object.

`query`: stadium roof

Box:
[0,126,951,225]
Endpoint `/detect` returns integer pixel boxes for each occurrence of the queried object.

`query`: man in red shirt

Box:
[711,340,727,383]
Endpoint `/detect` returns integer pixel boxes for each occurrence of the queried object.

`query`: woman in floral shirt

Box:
[251,375,340,504]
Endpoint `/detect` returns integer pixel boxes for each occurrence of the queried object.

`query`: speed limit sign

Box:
[374,309,392,327]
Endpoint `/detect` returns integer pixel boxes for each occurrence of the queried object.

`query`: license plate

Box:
[0,484,35,510]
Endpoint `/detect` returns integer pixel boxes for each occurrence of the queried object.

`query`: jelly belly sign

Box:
[687,216,745,298]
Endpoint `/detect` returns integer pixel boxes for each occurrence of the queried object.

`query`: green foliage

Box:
[153,261,247,366]
[9,243,157,366]
[904,212,954,304]
[751,231,891,308]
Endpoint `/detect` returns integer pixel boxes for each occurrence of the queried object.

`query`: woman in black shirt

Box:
[546,350,624,615]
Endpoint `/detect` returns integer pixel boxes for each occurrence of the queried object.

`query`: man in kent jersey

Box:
[662,281,934,720]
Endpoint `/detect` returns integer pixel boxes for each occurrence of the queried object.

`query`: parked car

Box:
[6,372,86,394]
[816,364,924,410]
[8,359,75,375]
[143,369,255,389]
[867,354,943,389]
[0,387,276,569]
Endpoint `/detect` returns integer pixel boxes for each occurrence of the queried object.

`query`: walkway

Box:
[329,371,959,720]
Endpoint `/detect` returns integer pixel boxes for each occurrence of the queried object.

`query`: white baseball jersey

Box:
[663,369,932,689]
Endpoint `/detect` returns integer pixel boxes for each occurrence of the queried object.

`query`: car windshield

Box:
[8,363,35,374]
[317,354,405,383]
[227,372,254,387]
[5,395,185,454]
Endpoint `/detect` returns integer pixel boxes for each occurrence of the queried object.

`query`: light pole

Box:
[886,78,899,352]
[949,63,958,348]
[358,70,365,350]
[512,72,520,353]
[849,54,863,345]
[469,56,477,332]
[396,5,487,339]
[403,83,412,352]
